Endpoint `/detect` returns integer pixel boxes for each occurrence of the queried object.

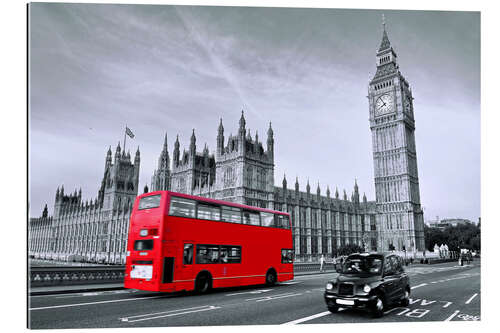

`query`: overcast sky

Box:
[28,3,480,222]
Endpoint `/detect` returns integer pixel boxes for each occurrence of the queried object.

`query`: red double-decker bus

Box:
[124,191,294,293]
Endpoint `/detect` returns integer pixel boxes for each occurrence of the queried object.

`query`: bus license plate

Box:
[336,299,354,306]
[130,265,153,279]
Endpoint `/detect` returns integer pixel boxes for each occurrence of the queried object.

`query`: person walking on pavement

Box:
[320,254,325,272]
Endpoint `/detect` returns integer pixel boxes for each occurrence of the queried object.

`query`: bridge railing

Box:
[29,263,338,288]
[29,266,125,287]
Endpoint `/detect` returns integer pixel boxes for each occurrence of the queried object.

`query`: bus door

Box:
[180,242,195,283]
[162,240,177,284]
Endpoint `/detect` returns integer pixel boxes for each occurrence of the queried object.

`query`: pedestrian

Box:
[320,254,325,272]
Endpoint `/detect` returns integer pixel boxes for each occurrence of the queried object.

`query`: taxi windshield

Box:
[342,256,382,275]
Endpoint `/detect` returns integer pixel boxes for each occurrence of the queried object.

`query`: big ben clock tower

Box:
[368,16,425,252]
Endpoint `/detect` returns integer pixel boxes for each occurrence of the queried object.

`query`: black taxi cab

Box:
[324,252,410,318]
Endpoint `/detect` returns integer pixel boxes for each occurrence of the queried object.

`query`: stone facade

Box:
[29,145,140,264]
[150,112,379,261]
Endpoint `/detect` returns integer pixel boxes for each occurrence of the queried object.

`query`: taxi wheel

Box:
[400,288,410,306]
[328,305,339,313]
[371,294,385,318]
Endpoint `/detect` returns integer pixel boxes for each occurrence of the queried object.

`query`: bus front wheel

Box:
[265,269,277,286]
[195,272,212,294]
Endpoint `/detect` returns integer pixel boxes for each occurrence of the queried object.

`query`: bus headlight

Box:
[140,229,148,237]
[363,284,371,293]
[326,282,334,290]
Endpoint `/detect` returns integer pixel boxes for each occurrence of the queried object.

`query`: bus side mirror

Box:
[335,263,343,273]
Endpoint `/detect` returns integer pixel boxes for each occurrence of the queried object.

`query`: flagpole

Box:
[123,125,127,155]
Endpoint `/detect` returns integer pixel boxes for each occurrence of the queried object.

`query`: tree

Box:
[424,223,480,252]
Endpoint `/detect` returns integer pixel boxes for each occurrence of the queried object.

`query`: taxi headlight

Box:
[363,284,371,293]
[326,282,334,290]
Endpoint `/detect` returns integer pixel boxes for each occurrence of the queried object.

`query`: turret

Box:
[363,192,367,203]
[335,187,339,199]
[135,146,141,164]
[115,142,121,162]
[295,176,299,192]
[267,122,274,158]
[239,110,246,137]
[55,187,60,201]
[42,204,48,218]
[203,143,209,167]
[353,179,360,204]
[173,135,180,167]
[106,146,112,167]
[190,129,196,157]
[306,179,310,195]
[326,186,331,199]
[343,189,348,201]
[316,182,321,197]
[282,173,287,190]
[217,118,224,154]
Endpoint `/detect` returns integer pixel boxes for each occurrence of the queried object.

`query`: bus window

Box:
[243,211,260,225]
[281,249,294,263]
[261,212,275,227]
[169,197,196,218]
[221,206,242,223]
[275,214,290,229]
[219,246,242,263]
[197,203,221,221]
[196,244,220,264]
[134,240,153,251]
[226,246,241,263]
[139,194,161,210]
[183,244,193,265]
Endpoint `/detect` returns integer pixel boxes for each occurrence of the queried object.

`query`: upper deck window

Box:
[221,206,242,224]
[261,212,275,227]
[169,196,196,218]
[243,211,260,225]
[197,204,221,221]
[138,195,161,210]
[275,215,290,229]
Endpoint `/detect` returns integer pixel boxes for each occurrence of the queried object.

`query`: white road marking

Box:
[246,292,303,302]
[444,310,460,321]
[281,311,331,325]
[465,293,478,304]
[411,283,428,290]
[29,295,165,311]
[281,281,302,285]
[120,305,220,323]
[226,289,272,296]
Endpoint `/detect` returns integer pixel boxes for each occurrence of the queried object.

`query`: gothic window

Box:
[178,177,186,193]
[224,167,235,188]
[311,230,317,254]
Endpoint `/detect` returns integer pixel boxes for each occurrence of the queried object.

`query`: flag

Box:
[126,126,135,139]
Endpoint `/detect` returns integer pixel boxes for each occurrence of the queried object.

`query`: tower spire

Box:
[378,14,392,52]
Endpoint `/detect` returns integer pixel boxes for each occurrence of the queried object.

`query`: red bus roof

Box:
[138,190,290,216]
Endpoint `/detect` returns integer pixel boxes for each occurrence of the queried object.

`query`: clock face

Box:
[375,94,393,115]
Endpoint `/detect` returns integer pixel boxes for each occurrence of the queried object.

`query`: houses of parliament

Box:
[29,21,426,264]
